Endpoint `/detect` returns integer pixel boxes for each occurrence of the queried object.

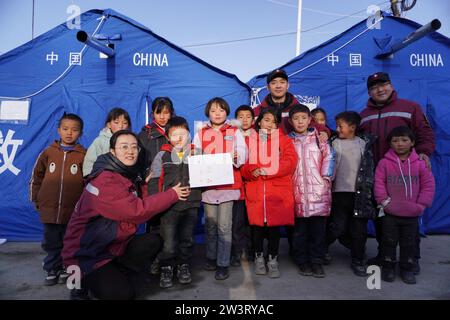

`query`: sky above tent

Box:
[1,0,449,82]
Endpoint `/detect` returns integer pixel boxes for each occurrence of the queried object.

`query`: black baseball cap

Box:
[367,72,391,89]
[267,69,288,84]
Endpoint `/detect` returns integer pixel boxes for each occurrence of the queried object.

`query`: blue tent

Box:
[248,13,450,234]
[0,9,250,241]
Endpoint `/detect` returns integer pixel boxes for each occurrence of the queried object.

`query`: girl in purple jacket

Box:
[374,126,435,285]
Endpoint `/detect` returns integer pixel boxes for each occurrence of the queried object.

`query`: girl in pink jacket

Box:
[374,126,435,285]
[288,104,335,278]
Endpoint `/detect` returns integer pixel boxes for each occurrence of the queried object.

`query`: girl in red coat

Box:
[241,108,298,278]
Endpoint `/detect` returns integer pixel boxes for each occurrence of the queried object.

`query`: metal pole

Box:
[31,0,35,39]
[296,0,303,56]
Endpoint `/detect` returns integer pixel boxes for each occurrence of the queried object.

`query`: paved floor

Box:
[1,236,449,300]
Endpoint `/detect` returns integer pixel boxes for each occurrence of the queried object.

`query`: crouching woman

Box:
[62,130,189,300]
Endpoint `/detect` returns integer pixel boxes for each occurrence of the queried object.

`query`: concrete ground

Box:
[1,236,449,300]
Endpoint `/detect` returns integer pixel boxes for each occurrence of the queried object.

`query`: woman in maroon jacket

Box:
[62,130,189,300]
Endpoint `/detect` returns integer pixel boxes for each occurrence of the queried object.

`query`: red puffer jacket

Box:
[241,129,297,227]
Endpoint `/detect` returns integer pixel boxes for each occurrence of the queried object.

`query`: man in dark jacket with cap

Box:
[359,71,435,272]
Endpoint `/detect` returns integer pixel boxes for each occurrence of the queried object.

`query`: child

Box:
[30,113,86,286]
[193,97,247,280]
[288,104,334,278]
[311,107,327,126]
[83,107,130,176]
[148,117,202,288]
[326,111,377,276]
[374,126,435,284]
[230,105,255,266]
[241,108,298,278]
[139,97,174,237]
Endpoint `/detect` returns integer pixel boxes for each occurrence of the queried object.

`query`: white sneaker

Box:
[254,253,266,275]
[267,255,280,278]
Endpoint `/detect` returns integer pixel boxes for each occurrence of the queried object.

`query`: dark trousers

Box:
[374,215,421,260]
[293,217,327,265]
[252,225,280,257]
[231,200,251,257]
[42,223,67,272]
[326,192,368,261]
[158,208,198,267]
[381,214,418,271]
[83,233,162,300]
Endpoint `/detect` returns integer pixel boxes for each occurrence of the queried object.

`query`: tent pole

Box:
[295,0,303,56]
[31,0,35,39]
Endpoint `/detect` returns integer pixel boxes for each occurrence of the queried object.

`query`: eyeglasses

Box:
[115,144,141,153]
[369,82,391,91]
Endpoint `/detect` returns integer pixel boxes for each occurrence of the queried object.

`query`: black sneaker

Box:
[177,264,192,284]
[298,263,313,276]
[150,258,160,275]
[70,288,90,300]
[215,266,229,280]
[44,270,59,286]
[367,254,383,267]
[311,263,326,278]
[381,267,395,282]
[400,270,416,285]
[57,267,70,284]
[351,260,368,277]
[204,258,217,271]
[230,255,241,267]
[159,266,174,288]
[411,259,421,275]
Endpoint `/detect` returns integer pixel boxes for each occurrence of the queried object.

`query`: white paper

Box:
[188,153,234,188]
[0,100,30,121]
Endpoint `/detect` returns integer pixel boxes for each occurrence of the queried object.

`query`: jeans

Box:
[327,192,368,261]
[42,223,67,272]
[381,214,418,271]
[231,200,251,257]
[204,201,234,267]
[158,208,198,266]
[293,217,327,265]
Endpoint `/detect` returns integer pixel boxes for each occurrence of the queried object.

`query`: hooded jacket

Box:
[62,152,178,275]
[253,92,331,136]
[83,127,112,177]
[360,91,435,165]
[374,148,435,217]
[289,129,334,218]
[241,129,297,226]
[29,141,86,224]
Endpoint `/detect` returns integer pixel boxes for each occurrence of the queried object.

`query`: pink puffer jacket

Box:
[289,129,335,218]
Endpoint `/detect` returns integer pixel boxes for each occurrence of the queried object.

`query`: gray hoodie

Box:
[82,127,112,176]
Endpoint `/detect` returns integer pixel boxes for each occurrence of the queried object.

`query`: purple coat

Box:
[374,148,435,217]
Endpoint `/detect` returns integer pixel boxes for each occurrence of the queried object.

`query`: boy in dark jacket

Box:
[326,111,377,277]
[148,117,202,288]
[29,113,86,286]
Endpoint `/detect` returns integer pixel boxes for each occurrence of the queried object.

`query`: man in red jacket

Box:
[359,71,435,272]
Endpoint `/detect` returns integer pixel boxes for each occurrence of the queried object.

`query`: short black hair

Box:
[335,111,361,127]
[288,104,311,119]
[166,116,190,134]
[234,105,255,119]
[151,97,175,116]
[105,107,132,130]
[387,126,416,144]
[59,113,83,133]
[255,108,280,131]
[205,97,230,117]
[109,129,139,150]
[311,107,327,117]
